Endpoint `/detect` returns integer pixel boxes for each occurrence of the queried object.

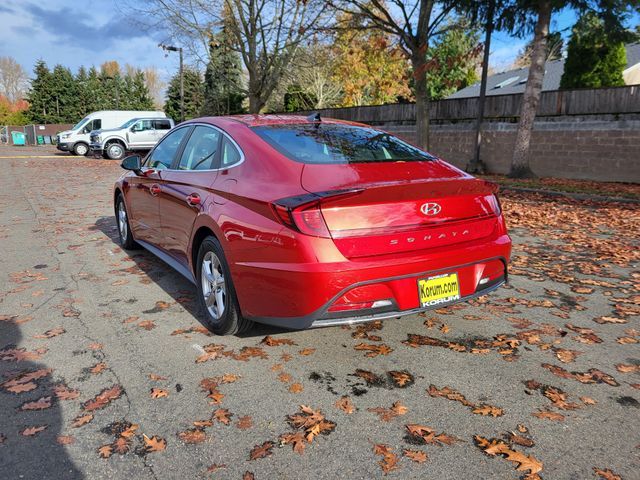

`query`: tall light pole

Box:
[159,43,184,122]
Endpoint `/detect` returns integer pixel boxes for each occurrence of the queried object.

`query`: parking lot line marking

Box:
[0,155,73,159]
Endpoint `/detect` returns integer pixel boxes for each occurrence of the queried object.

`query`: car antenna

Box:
[307,112,321,123]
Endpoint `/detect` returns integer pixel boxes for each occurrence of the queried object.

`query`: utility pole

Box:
[159,43,184,122]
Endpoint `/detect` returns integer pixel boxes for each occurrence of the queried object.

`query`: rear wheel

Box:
[115,196,139,250]
[106,142,125,160]
[196,236,252,335]
[73,142,89,156]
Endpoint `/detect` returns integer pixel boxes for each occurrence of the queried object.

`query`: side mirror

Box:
[121,155,142,174]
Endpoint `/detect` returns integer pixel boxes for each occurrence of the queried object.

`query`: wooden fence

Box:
[301,85,640,123]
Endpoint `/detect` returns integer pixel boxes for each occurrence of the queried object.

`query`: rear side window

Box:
[153,119,172,130]
[177,126,221,171]
[252,124,435,164]
[221,137,241,167]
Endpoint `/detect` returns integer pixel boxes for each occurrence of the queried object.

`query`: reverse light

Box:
[327,299,392,313]
[479,277,490,285]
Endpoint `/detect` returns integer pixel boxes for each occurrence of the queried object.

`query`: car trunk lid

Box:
[301,161,501,258]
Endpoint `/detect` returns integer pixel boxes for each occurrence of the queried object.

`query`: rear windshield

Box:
[251,123,435,164]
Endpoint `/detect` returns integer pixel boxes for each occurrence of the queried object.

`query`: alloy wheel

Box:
[201,251,226,320]
[117,201,128,241]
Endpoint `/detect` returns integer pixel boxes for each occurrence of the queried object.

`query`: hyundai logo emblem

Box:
[420,202,441,216]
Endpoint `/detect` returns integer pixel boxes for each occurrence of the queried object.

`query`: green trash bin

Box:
[37,135,44,145]
[11,131,26,146]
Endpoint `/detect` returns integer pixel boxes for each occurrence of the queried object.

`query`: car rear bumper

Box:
[239,233,511,329]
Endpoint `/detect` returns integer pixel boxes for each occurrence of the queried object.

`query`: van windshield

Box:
[72,117,90,131]
[251,123,436,164]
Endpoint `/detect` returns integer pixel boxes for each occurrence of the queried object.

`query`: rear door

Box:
[152,119,172,144]
[126,126,191,245]
[158,125,222,265]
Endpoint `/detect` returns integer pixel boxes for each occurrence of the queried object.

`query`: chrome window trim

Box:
[164,122,245,173]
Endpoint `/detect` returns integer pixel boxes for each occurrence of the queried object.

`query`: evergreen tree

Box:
[85,66,104,113]
[560,12,627,89]
[425,21,481,100]
[202,29,245,116]
[131,70,155,110]
[165,68,204,122]
[26,60,54,123]
[49,65,78,122]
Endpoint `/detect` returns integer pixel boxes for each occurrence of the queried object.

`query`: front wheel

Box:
[115,196,139,250]
[196,236,252,335]
[73,142,89,156]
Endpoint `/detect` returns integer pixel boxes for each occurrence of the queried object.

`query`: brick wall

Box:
[382,117,640,183]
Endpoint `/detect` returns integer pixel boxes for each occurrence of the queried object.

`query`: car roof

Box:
[191,114,369,129]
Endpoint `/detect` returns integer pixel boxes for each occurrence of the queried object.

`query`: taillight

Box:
[271,188,364,238]
[492,194,502,216]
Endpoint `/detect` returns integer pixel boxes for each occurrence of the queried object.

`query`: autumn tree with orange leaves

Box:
[332,21,413,107]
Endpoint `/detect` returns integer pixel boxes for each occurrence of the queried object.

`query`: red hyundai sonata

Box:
[113,114,511,335]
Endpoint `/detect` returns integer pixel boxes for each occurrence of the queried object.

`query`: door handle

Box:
[149,184,161,196]
[186,193,201,206]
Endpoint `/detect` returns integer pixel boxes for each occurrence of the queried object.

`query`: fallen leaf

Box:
[388,370,414,388]
[261,335,296,346]
[71,413,94,428]
[143,434,166,452]
[178,429,206,444]
[289,383,303,393]
[593,467,622,480]
[279,431,306,454]
[56,435,75,445]
[34,327,65,339]
[474,435,543,475]
[21,425,47,436]
[19,396,52,411]
[236,416,253,430]
[335,396,355,414]
[150,388,168,399]
[97,444,113,458]
[403,449,428,463]
[213,408,232,425]
[249,441,274,460]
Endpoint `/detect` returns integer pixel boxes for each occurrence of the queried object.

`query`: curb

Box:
[499,185,640,204]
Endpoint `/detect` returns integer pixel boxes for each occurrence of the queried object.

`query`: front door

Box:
[126,126,191,245]
[158,125,222,265]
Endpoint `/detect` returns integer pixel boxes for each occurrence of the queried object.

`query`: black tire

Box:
[73,142,89,156]
[115,195,139,250]
[105,142,126,160]
[196,236,253,335]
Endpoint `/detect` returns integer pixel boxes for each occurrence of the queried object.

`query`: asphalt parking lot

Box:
[0,147,638,480]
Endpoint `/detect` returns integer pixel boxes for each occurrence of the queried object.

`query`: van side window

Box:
[93,119,101,130]
[153,120,172,130]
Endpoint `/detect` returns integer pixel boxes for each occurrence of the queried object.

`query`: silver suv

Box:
[90,117,175,160]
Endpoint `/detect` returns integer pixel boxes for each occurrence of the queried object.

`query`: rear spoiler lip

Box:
[273,188,366,209]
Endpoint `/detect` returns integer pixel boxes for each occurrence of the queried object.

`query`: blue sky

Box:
[0,1,637,83]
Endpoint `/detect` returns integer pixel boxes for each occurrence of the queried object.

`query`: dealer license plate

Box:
[418,273,460,308]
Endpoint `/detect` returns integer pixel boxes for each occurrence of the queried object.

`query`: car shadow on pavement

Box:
[93,216,291,338]
[0,321,83,479]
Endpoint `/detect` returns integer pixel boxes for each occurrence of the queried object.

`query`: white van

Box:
[56,110,166,156]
